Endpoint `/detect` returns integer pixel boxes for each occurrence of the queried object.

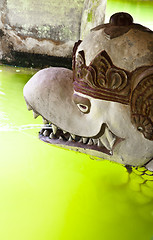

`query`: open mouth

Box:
[26,101,122,156]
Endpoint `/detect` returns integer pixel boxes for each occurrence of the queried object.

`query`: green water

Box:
[0,1,153,240]
[0,65,153,240]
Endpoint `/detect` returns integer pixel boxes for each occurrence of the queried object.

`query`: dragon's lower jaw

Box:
[38,120,123,157]
[39,124,111,155]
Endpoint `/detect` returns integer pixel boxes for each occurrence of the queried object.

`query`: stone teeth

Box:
[25,101,32,111]
[52,124,57,134]
[88,139,93,145]
[49,132,55,139]
[105,127,116,149]
[71,134,76,140]
[83,137,88,144]
[68,136,73,142]
[100,135,111,151]
[79,137,83,143]
[43,118,49,124]
[43,130,49,136]
[109,139,116,149]
[33,110,39,119]
[59,136,63,141]
[92,138,98,145]
[63,131,67,134]
[97,139,103,147]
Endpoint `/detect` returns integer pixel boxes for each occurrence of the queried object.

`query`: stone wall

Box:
[0,0,106,68]
[6,0,85,42]
[80,0,107,39]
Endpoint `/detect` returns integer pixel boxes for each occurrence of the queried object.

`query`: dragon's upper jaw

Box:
[23,67,111,138]
[39,123,118,156]
[24,98,122,156]
[23,66,122,156]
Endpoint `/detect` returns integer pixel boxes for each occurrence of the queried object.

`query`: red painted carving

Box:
[73,50,130,104]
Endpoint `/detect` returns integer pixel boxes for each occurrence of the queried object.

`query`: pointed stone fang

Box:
[33,110,39,119]
[43,130,49,136]
[68,136,73,142]
[105,127,116,148]
[52,124,57,134]
[100,135,111,151]
[88,139,93,145]
[71,134,76,140]
[49,132,55,139]
[92,138,98,145]
[83,137,88,144]
[26,101,32,111]
[43,118,49,124]
[97,139,103,147]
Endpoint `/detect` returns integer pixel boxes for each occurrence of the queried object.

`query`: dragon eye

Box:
[77,103,89,113]
[137,126,143,132]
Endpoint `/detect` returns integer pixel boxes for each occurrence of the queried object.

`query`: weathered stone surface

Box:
[5,0,85,41]
[0,0,106,67]
[0,0,82,66]
[80,0,107,39]
[23,13,153,168]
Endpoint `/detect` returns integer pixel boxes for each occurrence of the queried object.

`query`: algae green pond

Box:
[0,1,153,240]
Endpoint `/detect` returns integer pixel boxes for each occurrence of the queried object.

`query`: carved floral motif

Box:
[131,73,153,140]
[73,50,130,104]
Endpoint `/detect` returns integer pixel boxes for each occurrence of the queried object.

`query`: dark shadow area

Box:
[1,51,72,69]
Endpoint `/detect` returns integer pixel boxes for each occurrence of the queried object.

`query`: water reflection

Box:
[0,90,5,96]
[128,167,153,204]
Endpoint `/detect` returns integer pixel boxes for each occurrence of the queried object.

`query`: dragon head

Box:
[23,12,153,167]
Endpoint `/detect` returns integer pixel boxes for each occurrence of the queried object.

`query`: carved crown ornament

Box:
[72,42,153,141]
[73,48,131,105]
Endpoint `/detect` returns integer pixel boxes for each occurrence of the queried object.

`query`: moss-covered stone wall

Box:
[0,0,106,67]
[6,0,84,41]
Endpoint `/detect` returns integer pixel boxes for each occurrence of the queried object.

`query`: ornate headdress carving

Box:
[130,67,153,140]
[72,11,153,141]
[73,49,131,105]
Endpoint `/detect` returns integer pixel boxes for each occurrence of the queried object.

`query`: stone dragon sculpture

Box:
[23,12,153,170]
